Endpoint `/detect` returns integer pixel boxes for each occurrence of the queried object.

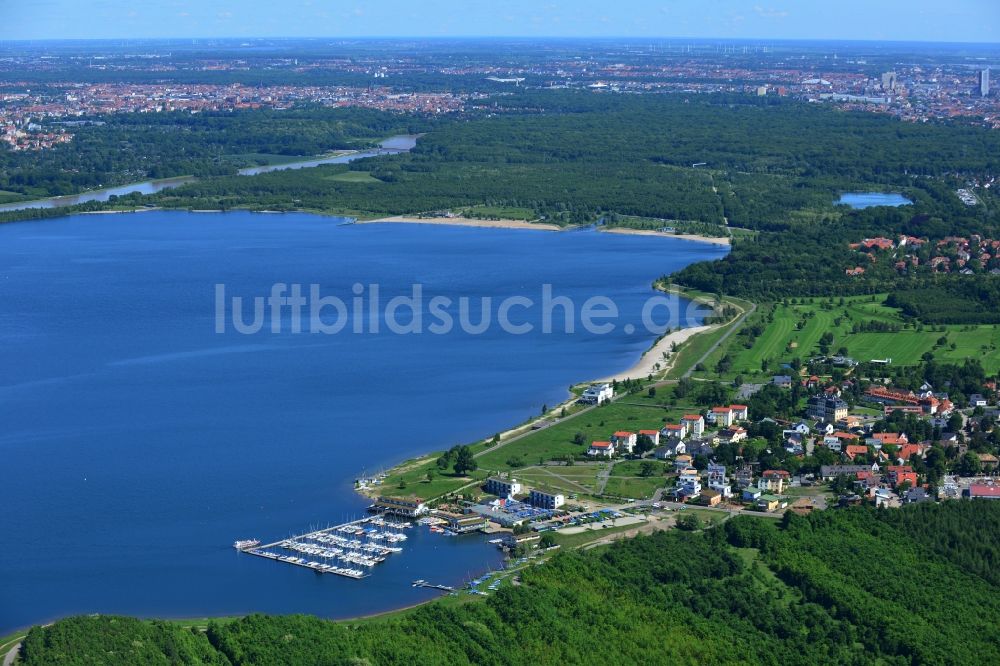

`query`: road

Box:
[682,301,757,379]
[3,642,20,666]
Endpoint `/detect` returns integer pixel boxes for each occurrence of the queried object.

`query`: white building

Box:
[681,415,705,438]
[529,488,565,510]
[579,383,613,405]
[588,441,615,457]
[707,464,732,498]
[486,476,522,498]
[612,431,637,454]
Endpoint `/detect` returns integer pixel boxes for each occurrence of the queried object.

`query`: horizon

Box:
[3,1,999,44]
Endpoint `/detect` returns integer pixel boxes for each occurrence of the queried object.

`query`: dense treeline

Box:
[0,106,431,197]
[20,502,1000,665]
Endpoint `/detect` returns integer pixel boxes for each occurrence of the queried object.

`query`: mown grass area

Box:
[475,396,681,471]
[602,476,665,500]
[324,171,382,184]
[703,295,1000,378]
[511,465,602,496]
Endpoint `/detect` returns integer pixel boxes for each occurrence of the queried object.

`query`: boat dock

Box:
[412,579,455,592]
[235,515,412,580]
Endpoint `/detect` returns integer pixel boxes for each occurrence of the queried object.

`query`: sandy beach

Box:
[596,323,714,383]
[359,215,562,231]
[598,227,731,246]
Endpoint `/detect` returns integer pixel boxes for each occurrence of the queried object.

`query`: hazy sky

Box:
[2,0,998,42]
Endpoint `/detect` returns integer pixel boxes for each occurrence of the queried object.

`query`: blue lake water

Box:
[0,211,725,633]
[836,192,913,209]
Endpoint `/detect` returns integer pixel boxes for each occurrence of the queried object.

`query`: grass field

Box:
[324,170,382,184]
[703,295,1000,378]
[475,395,681,471]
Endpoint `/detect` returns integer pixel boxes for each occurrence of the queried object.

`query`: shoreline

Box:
[593,323,715,383]
[597,227,731,246]
[357,215,563,231]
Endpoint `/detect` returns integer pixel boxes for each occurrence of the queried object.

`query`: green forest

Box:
[18,501,1000,665]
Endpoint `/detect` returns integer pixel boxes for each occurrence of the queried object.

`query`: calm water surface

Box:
[836,192,913,209]
[0,211,725,632]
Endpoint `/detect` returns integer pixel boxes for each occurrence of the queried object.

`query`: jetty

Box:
[412,579,455,592]
[235,515,411,580]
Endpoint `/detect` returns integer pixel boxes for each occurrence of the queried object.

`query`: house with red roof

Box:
[587,441,615,458]
[729,405,749,421]
[845,444,870,461]
[681,414,705,438]
[638,430,660,447]
[968,484,1000,500]
[612,431,637,454]
[887,465,918,489]
[710,406,735,427]
[661,423,686,439]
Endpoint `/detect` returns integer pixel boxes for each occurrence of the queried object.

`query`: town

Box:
[364,360,1000,558]
[1,38,997,152]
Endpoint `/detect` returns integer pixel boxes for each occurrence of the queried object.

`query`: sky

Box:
[1,0,998,43]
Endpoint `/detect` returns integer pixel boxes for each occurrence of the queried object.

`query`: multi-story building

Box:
[529,488,565,510]
[485,476,522,498]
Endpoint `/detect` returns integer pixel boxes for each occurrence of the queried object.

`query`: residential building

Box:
[717,427,747,444]
[707,464,732,498]
[612,431,637,454]
[742,487,763,502]
[981,68,991,98]
[674,454,694,471]
[709,406,735,427]
[638,429,661,447]
[757,494,785,512]
[660,423,685,440]
[485,476,522,498]
[970,394,988,407]
[887,465,918,489]
[679,468,700,486]
[729,404,749,421]
[675,477,702,500]
[579,382,613,405]
[758,470,789,494]
[681,415,705,438]
[529,488,565,510]
[819,464,875,480]
[968,484,1000,500]
[587,441,615,458]
[772,375,793,389]
[699,489,722,506]
[807,395,849,422]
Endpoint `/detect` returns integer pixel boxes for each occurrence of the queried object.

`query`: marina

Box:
[235,515,413,580]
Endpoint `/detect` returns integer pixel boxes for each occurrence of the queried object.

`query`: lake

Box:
[0,211,726,633]
[836,192,913,209]
[0,135,418,212]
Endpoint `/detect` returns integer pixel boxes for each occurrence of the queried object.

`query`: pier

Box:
[235,515,411,580]
[412,579,455,592]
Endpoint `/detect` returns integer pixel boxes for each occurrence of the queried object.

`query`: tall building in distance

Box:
[881,71,898,92]
[981,68,991,97]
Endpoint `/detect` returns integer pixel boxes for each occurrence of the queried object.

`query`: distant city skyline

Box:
[2,1,999,43]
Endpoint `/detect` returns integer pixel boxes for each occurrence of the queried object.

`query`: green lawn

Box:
[712,296,1000,377]
[476,396,680,471]
[602,476,665,500]
[324,171,382,184]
